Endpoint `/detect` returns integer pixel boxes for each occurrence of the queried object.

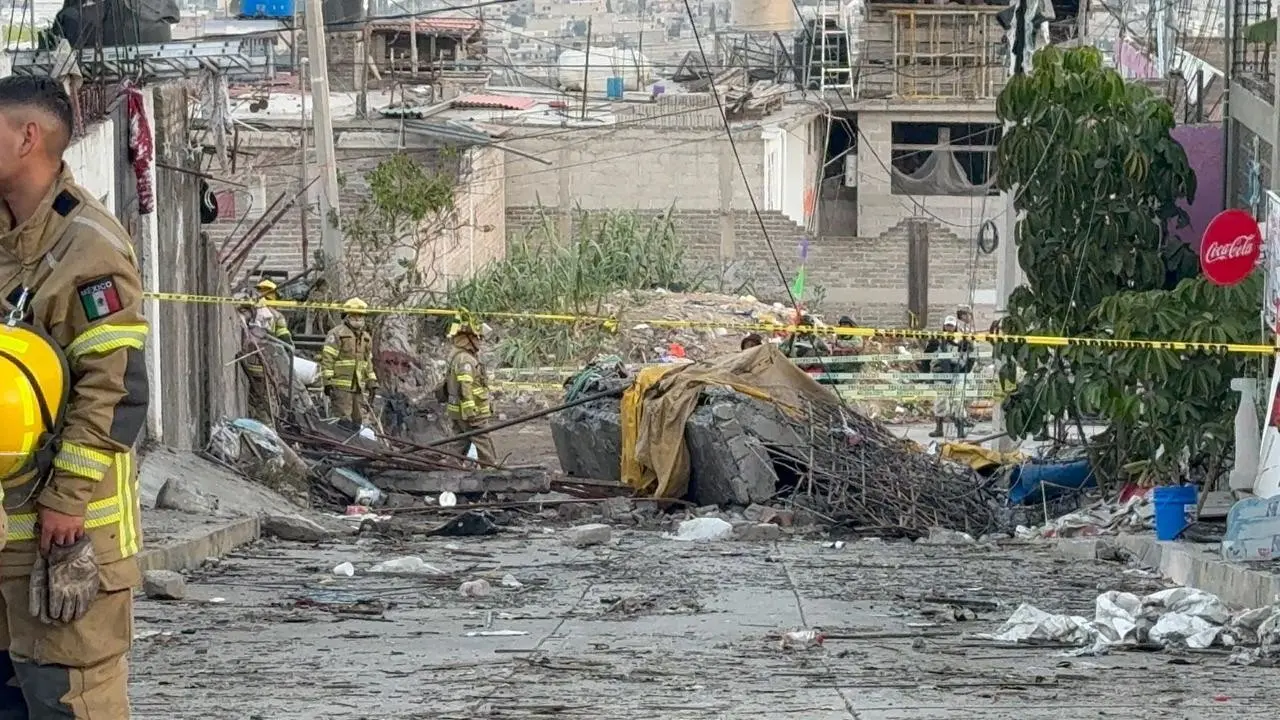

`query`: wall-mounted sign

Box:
[1201,209,1262,287]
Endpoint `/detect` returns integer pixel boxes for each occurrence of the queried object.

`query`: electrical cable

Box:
[678,0,798,310]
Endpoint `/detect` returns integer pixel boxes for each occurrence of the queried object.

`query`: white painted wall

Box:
[63,118,116,209]
[779,118,811,228]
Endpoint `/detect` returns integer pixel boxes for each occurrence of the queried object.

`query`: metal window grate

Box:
[1232,0,1275,103]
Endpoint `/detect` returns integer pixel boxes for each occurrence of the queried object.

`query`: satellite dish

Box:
[977,220,999,255]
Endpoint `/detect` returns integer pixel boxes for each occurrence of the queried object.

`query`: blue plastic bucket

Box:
[1153,485,1198,541]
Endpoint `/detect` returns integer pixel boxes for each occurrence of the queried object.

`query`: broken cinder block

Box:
[143,570,186,600]
[734,523,784,542]
[262,514,332,543]
[744,503,794,527]
[561,523,612,548]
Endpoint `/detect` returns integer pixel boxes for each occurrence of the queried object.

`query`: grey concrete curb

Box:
[137,518,261,573]
[1056,534,1280,609]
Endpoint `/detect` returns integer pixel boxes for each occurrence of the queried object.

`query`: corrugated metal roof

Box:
[451,94,538,110]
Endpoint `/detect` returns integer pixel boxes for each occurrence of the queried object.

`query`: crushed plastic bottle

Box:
[332,561,355,577]
[779,629,825,650]
[369,556,446,575]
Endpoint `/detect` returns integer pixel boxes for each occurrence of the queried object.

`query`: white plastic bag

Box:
[672,517,733,542]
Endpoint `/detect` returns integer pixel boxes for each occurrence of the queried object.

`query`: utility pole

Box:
[355,0,370,117]
[298,57,311,272]
[580,18,592,120]
[994,0,1031,449]
[304,0,344,296]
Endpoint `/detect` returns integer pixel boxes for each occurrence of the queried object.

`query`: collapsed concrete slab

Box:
[550,402,623,484]
[686,389,808,506]
[551,387,808,506]
[370,468,552,495]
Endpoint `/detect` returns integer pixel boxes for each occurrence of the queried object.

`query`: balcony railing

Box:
[855,5,1007,102]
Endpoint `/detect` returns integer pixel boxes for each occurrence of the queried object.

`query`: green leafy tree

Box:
[338,153,456,311]
[995,46,1262,485]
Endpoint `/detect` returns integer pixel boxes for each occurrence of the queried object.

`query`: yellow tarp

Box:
[620,344,839,499]
[940,442,1025,473]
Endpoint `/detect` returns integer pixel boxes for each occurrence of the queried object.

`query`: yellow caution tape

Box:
[144,291,1275,355]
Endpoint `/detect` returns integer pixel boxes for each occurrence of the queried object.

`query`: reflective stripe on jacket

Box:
[445,348,491,421]
[0,165,147,573]
[248,306,292,346]
[320,322,376,391]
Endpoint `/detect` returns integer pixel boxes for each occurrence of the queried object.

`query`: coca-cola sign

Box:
[1200,209,1262,287]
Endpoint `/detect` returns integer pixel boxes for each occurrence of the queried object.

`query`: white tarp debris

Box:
[672,517,734,542]
[987,603,1099,646]
[985,588,1280,656]
[1143,587,1230,624]
[1150,613,1221,649]
[1093,591,1143,644]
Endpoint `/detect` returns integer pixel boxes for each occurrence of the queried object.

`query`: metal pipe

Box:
[419,386,626,450]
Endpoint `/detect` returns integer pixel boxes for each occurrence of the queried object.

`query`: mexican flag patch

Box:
[77,277,123,321]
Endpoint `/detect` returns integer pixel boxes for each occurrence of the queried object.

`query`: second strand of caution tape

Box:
[144,291,1275,355]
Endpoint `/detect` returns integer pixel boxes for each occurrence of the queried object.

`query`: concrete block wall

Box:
[506,206,996,328]
[205,138,506,288]
[430,144,507,291]
[151,85,243,448]
[855,109,1005,242]
[503,126,767,213]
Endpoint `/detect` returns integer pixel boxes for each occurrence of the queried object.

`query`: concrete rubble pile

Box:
[984,587,1280,664]
[551,361,999,537]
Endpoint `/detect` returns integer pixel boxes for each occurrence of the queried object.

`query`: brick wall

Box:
[207,135,505,288]
[507,206,997,328]
[427,144,507,291]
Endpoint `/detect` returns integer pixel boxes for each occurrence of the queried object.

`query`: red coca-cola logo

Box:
[1200,209,1262,287]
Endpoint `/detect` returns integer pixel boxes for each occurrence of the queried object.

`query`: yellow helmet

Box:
[342,297,369,315]
[0,323,69,491]
[446,314,483,338]
[255,278,278,295]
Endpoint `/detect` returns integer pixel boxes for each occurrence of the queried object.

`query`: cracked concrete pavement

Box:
[130,526,1274,719]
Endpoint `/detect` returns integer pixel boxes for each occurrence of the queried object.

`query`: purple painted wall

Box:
[1171,124,1225,248]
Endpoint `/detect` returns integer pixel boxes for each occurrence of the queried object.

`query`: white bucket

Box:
[293,356,320,385]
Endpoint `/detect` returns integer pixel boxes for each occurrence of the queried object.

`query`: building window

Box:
[1232,0,1275,103]
[890,122,999,196]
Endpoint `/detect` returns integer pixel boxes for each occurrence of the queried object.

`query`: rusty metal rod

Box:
[417,386,627,452]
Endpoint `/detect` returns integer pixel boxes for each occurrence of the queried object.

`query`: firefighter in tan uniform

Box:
[236,283,294,425]
[252,279,293,346]
[441,316,497,465]
[320,298,378,425]
[0,76,147,718]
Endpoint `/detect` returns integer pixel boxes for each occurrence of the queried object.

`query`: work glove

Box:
[29,536,99,625]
